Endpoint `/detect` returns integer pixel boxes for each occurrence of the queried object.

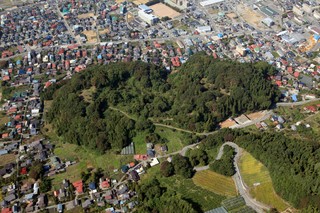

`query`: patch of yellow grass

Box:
[239,152,289,211]
[0,114,10,126]
[0,154,16,167]
[193,170,237,197]
[83,30,97,43]
[80,86,96,103]
[77,13,95,19]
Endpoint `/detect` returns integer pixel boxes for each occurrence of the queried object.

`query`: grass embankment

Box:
[239,151,289,211]
[141,166,225,212]
[193,170,237,197]
[51,142,132,189]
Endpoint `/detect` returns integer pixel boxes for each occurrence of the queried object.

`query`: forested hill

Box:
[44,53,280,153]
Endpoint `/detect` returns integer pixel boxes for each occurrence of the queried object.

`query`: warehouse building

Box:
[138,10,159,25]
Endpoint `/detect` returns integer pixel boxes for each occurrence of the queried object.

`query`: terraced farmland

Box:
[239,151,289,211]
[193,170,237,197]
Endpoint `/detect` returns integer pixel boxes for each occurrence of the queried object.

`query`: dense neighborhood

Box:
[0,0,319,212]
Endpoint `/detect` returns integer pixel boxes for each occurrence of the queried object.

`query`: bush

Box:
[160,161,174,177]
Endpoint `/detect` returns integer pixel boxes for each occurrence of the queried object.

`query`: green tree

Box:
[172,155,194,178]
[160,161,174,177]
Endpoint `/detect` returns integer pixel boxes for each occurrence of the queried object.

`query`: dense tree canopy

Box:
[136,178,196,213]
[210,146,236,176]
[208,129,320,209]
[45,53,279,152]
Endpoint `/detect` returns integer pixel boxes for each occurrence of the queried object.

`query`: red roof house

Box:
[20,167,27,175]
[134,154,148,161]
[294,71,300,78]
[72,180,83,194]
[1,208,12,213]
[2,76,10,81]
[100,180,110,189]
[275,80,282,87]
[304,106,317,113]
[2,133,9,138]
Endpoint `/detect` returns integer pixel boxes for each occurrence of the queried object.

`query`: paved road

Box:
[194,165,209,171]
[219,142,270,213]
[193,142,271,212]
[276,98,320,107]
[109,106,273,136]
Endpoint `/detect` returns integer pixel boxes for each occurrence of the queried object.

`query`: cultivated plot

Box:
[239,151,289,211]
[193,170,238,197]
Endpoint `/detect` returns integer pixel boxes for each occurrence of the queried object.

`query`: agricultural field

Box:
[193,170,237,197]
[239,151,289,211]
[222,196,246,211]
[141,166,225,212]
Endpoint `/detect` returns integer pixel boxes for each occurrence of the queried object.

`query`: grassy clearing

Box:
[239,151,289,211]
[132,131,148,154]
[155,127,185,152]
[133,127,186,155]
[141,166,225,212]
[80,86,96,103]
[193,170,237,197]
[305,112,320,134]
[0,154,16,167]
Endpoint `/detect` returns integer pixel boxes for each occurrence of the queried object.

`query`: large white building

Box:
[138,10,159,25]
[196,26,212,33]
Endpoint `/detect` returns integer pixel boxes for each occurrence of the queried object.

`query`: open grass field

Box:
[150,3,181,18]
[141,166,226,212]
[0,154,16,167]
[193,170,237,197]
[155,127,185,152]
[305,112,320,134]
[239,151,289,211]
[133,127,185,155]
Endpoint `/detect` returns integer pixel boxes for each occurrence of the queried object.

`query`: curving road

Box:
[215,142,270,213]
